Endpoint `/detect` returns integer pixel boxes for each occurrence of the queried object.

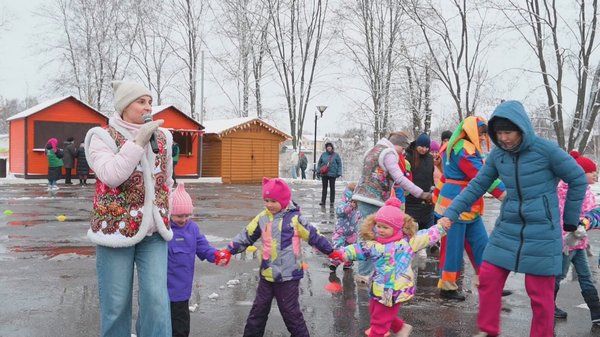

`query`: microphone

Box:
[143,114,160,154]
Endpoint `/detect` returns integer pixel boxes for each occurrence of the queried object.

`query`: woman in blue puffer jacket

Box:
[438,100,587,337]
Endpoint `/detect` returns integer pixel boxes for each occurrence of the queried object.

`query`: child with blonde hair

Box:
[340,198,449,337]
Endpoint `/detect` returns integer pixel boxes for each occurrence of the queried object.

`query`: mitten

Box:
[573,225,587,239]
[214,249,232,266]
[328,250,345,263]
[563,232,581,255]
[563,223,577,232]
[133,120,164,147]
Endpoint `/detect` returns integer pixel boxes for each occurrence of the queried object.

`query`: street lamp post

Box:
[313,105,328,179]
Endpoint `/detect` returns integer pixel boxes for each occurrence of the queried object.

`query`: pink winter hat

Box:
[430,140,441,152]
[262,177,291,208]
[171,182,193,215]
[375,198,404,231]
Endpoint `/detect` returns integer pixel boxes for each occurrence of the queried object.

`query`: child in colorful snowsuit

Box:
[554,151,600,324]
[330,182,361,271]
[341,198,449,337]
[219,178,344,337]
[167,183,228,337]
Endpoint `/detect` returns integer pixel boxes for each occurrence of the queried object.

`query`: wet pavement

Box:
[1,180,600,337]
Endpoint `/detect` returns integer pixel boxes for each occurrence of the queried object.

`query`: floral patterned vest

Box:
[90,126,170,239]
[353,144,395,207]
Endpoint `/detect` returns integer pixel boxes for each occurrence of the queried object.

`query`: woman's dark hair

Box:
[45,143,52,150]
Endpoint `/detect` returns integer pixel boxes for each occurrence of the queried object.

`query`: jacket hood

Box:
[325,142,334,151]
[488,100,534,152]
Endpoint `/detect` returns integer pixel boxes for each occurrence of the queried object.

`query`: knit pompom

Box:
[384,197,402,209]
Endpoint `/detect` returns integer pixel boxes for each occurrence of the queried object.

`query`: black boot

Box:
[440,289,466,301]
[582,289,600,324]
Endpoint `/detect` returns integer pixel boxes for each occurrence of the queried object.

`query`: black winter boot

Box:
[582,289,600,324]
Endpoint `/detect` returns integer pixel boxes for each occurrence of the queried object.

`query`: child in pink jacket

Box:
[554,151,600,324]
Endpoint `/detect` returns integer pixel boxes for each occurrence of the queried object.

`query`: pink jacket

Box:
[557,180,597,251]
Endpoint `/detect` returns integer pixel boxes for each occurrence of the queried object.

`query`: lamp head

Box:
[316,105,328,117]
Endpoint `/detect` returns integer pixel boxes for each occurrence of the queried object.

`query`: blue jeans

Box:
[96,233,171,337]
[357,201,381,277]
[555,249,598,297]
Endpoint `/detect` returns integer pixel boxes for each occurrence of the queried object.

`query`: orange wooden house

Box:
[201,117,290,183]
[8,96,108,178]
[152,105,204,178]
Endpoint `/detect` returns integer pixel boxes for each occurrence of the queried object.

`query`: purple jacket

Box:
[167,219,217,302]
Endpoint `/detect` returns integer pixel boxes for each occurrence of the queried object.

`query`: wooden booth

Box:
[152,105,204,178]
[8,96,108,178]
[202,117,290,183]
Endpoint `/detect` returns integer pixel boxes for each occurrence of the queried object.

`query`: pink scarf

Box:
[376,230,404,244]
[109,110,144,136]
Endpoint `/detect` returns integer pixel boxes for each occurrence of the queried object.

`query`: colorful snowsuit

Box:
[331,187,361,267]
[433,116,505,291]
[228,202,334,337]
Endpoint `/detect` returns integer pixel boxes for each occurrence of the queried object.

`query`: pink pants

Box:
[478,262,555,337]
[368,299,404,337]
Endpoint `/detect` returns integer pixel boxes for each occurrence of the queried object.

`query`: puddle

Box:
[9,245,95,258]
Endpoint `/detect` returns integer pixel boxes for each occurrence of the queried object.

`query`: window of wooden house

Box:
[33,121,102,150]
[172,131,197,156]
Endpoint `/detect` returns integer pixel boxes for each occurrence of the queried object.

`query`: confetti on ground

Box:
[3,210,13,215]
[324,282,342,294]
[56,215,66,221]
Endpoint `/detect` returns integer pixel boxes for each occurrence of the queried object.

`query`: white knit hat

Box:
[112,80,152,114]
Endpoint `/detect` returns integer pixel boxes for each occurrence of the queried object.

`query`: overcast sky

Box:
[0,1,589,139]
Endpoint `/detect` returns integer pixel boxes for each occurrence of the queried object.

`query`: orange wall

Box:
[17,99,107,177]
[155,109,201,177]
[9,119,25,174]
[217,125,285,183]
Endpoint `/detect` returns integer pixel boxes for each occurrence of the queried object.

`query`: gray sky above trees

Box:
[0,0,597,152]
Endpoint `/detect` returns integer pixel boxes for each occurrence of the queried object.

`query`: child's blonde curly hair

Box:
[359,213,417,241]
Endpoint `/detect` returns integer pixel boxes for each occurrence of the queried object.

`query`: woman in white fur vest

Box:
[85,80,174,337]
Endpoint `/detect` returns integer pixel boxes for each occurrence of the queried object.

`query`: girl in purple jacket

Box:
[167,183,229,337]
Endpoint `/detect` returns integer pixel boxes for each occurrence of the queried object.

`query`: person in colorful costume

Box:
[85,80,174,337]
[219,178,344,337]
[352,132,432,284]
[433,116,506,301]
[340,198,449,337]
[554,151,600,324]
[438,100,587,337]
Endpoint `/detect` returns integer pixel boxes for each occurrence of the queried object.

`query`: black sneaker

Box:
[502,289,513,297]
[440,289,466,301]
[554,306,567,319]
[319,202,325,206]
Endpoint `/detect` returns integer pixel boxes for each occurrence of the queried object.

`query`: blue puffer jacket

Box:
[443,101,587,276]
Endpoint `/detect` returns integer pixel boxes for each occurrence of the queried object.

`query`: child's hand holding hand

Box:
[438,217,452,230]
[214,249,232,266]
[328,250,345,263]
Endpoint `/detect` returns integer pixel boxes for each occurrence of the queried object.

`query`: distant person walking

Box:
[298,152,308,180]
[62,136,78,185]
[172,141,180,184]
[45,138,63,191]
[318,142,343,206]
[76,142,89,186]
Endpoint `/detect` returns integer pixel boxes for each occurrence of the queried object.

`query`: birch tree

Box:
[499,0,599,151]
[169,0,205,120]
[267,0,329,149]
[213,0,270,117]
[130,0,178,105]
[403,0,493,121]
[337,0,405,142]
[42,0,137,111]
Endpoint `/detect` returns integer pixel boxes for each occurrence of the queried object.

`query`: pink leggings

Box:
[368,299,404,337]
[478,262,555,337]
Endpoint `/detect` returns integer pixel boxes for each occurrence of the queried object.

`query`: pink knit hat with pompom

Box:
[375,198,405,231]
[171,182,193,215]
